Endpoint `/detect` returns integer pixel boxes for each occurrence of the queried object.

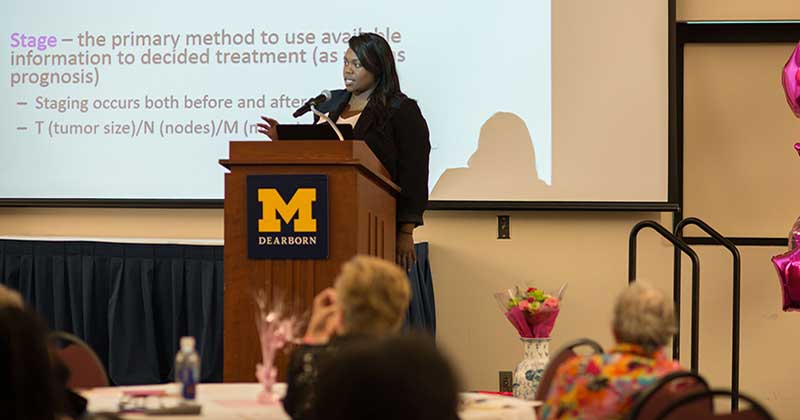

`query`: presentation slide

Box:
[0,0,667,203]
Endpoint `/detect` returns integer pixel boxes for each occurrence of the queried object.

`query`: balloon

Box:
[773,145,800,311]
[773,44,800,311]
[782,40,800,118]
[771,248,800,311]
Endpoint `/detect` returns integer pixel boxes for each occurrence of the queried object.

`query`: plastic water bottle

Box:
[175,336,201,401]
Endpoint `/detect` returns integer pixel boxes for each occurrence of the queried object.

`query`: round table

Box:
[82,383,538,420]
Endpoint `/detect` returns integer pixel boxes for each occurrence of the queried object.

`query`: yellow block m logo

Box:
[258,188,317,233]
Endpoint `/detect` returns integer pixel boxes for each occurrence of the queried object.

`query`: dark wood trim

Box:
[678,21,800,43]
[668,0,679,207]
[683,236,788,247]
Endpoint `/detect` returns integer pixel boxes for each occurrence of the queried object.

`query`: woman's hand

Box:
[256,116,279,140]
[396,227,417,272]
[303,288,340,345]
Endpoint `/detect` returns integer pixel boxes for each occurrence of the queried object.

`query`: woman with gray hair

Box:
[540,283,682,420]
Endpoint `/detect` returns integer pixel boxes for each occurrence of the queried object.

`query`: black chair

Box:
[534,338,603,403]
[49,331,109,389]
[627,370,710,420]
[656,389,775,420]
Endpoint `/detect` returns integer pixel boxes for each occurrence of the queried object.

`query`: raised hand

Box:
[256,116,280,139]
[303,288,341,344]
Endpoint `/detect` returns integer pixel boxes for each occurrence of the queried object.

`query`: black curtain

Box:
[0,240,223,385]
[0,239,435,385]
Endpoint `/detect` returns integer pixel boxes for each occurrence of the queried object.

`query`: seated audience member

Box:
[313,334,461,420]
[540,283,681,420]
[283,255,412,420]
[0,284,88,419]
[0,306,65,420]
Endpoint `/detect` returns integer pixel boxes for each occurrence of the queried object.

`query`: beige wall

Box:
[684,43,800,237]
[678,42,800,418]
[0,208,223,240]
[414,211,676,386]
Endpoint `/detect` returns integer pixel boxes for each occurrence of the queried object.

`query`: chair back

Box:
[535,338,603,402]
[50,331,109,389]
[656,389,775,420]
[627,370,710,420]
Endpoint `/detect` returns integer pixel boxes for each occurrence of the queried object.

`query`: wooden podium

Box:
[219,140,399,382]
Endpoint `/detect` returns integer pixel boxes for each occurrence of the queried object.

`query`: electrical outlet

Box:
[499,371,513,392]
[497,215,510,239]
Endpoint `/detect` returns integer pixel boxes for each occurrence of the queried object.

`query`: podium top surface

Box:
[219,140,399,193]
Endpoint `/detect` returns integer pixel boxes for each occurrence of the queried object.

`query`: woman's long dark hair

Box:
[0,306,63,420]
[313,334,461,420]
[348,33,402,117]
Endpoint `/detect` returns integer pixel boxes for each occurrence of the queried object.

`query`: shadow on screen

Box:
[431,112,549,200]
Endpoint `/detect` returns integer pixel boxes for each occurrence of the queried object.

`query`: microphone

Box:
[292,90,331,118]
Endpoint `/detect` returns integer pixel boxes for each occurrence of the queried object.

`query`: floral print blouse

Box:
[540,343,681,420]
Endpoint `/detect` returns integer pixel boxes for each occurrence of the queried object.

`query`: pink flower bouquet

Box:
[494,285,566,338]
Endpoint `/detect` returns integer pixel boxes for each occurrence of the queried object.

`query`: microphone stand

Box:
[310,105,344,141]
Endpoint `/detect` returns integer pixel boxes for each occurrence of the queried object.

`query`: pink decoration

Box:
[253,291,300,404]
[782,41,800,118]
[505,307,534,337]
[529,308,560,338]
[771,143,800,312]
[494,285,566,339]
[771,248,800,311]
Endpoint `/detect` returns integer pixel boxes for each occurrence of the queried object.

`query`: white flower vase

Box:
[512,337,550,400]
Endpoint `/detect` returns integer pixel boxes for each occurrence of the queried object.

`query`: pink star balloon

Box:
[783,40,800,118]
[772,143,800,311]
[772,248,800,311]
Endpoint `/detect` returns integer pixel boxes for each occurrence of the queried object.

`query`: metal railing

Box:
[628,220,700,371]
[674,217,741,410]
[628,218,742,410]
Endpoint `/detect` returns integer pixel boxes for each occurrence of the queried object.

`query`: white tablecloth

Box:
[460,393,539,420]
[84,383,289,420]
[83,383,538,420]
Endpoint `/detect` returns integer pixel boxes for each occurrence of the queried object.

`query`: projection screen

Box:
[0,0,670,205]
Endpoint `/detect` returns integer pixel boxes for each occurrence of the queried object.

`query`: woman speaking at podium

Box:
[258,32,430,270]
